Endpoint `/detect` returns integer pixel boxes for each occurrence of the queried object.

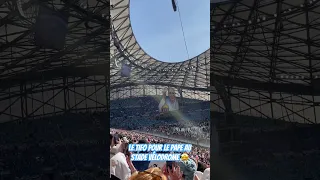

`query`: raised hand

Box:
[168,165,183,180]
[162,163,183,180]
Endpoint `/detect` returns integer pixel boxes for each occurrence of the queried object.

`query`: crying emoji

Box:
[181,153,189,162]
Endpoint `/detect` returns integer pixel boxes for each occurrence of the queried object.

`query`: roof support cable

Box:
[176,0,190,60]
[175,0,191,87]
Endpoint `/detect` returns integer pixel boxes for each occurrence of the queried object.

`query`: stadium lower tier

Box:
[110,129,210,165]
[1,110,319,179]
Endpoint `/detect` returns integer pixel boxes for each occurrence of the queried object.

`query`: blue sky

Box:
[130,0,210,63]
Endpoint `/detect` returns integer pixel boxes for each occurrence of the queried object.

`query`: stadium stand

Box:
[110,0,211,179]
[1,0,212,179]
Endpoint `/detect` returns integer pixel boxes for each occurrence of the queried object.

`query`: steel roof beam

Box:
[1,62,317,95]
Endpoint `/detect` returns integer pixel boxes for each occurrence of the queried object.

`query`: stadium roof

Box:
[110,0,210,90]
[211,0,320,124]
[0,0,110,122]
[0,0,109,90]
[212,0,320,89]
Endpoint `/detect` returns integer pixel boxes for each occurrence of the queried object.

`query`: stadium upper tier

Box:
[110,0,210,90]
[212,0,320,88]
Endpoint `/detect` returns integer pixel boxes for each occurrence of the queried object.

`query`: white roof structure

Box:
[110,0,210,90]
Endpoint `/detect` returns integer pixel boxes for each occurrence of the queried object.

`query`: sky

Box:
[130,0,210,63]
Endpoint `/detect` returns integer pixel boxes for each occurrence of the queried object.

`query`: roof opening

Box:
[130,0,209,63]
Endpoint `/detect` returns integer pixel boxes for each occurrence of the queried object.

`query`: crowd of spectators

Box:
[110,129,210,180]
[2,94,320,179]
[110,96,210,140]
[110,96,320,179]
[0,96,210,179]
[110,129,210,166]
[142,121,210,140]
[110,96,211,179]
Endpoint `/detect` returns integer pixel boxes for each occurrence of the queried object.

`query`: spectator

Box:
[132,139,150,171]
[110,141,134,180]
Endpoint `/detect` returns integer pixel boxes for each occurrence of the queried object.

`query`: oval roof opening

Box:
[130,0,210,63]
